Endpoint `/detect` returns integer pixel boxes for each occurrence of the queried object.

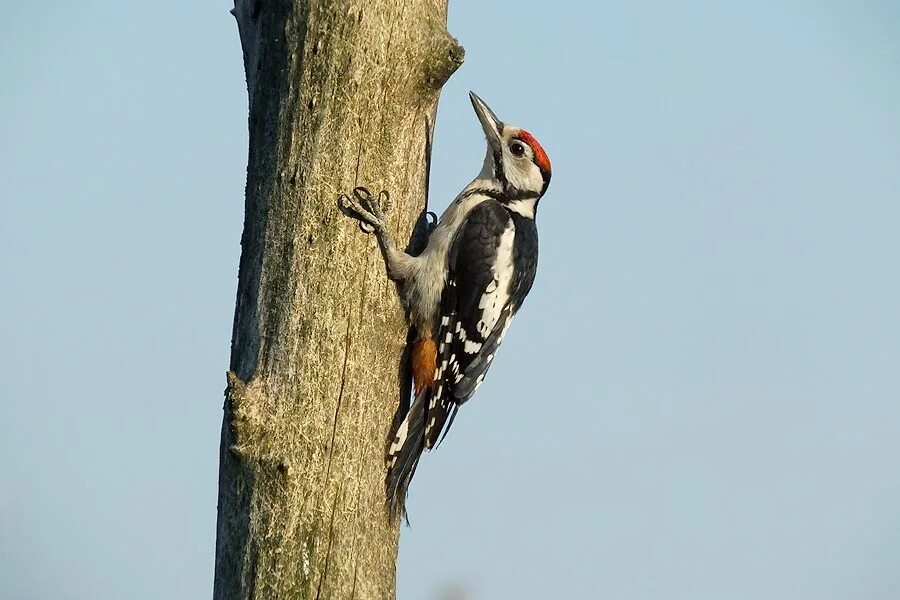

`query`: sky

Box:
[2,1,900,599]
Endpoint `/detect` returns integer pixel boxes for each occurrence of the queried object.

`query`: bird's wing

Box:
[424,199,537,448]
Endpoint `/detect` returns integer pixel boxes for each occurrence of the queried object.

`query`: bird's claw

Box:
[359,187,391,221]
[338,186,391,234]
[425,211,438,235]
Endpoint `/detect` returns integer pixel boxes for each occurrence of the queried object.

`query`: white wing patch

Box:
[475,224,515,339]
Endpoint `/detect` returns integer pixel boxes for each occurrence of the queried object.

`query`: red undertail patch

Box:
[411,337,437,394]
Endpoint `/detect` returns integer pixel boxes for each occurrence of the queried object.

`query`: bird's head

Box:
[470,91,552,199]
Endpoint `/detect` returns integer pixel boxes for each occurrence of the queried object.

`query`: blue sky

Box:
[2,1,899,598]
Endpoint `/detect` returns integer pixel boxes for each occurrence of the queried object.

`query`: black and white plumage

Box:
[338,92,551,519]
[424,200,538,448]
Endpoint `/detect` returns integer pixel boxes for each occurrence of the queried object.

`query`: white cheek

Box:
[505,159,543,192]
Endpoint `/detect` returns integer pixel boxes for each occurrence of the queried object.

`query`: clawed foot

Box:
[338,187,392,234]
[409,210,438,256]
[424,211,438,236]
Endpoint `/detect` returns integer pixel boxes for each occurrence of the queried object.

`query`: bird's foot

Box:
[409,210,438,255]
[338,187,392,234]
[424,211,438,236]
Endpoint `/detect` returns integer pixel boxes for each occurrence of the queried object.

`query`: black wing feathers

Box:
[452,201,510,325]
[425,200,522,447]
[508,212,539,310]
[455,213,537,400]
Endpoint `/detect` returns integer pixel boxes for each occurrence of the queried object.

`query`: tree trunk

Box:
[214,1,463,598]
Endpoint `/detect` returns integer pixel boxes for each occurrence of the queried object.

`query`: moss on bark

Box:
[213,1,463,598]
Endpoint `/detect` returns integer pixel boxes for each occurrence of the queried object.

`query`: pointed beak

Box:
[469,91,503,153]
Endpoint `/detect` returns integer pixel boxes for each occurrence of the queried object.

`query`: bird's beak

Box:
[469,91,503,153]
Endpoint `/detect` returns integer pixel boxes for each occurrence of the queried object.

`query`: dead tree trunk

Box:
[214,1,463,598]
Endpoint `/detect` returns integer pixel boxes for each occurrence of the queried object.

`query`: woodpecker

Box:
[339,92,552,517]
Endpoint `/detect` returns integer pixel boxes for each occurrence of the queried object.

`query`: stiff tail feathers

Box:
[385,388,430,521]
[425,392,457,450]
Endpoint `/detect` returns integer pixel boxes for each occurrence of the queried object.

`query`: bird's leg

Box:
[338,187,415,281]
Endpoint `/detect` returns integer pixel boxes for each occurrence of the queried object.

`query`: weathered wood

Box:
[214,1,463,598]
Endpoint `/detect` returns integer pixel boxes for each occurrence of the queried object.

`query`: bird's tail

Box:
[385,387,430,521]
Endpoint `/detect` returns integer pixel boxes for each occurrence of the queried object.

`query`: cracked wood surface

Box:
[214,1,463,598]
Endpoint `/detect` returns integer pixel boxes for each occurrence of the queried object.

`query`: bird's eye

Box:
[510,142,526,157]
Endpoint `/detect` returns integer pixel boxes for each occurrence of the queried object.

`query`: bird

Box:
[338,91,552,517]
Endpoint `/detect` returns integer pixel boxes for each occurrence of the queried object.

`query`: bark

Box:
[213,1,463,599]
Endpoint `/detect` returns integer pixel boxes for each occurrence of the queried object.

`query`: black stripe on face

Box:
[540,170,551,196]
[492,121,506,186]
[493,148,506,188]
[458,187,541,203]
